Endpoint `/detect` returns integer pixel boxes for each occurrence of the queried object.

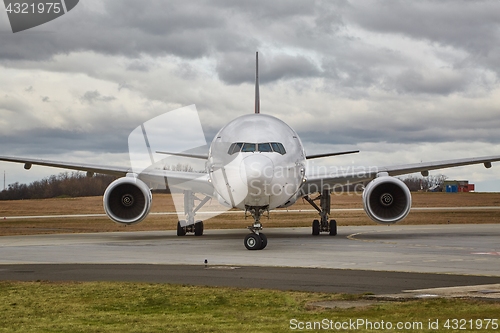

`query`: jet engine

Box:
[103,176,152,225]
[362,175,411,224]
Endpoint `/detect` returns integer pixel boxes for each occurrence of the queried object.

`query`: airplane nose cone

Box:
[240,154,274,190]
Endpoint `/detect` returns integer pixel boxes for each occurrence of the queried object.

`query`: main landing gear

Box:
[243,206,268,250]
[176,190,210,237]
[304,189,337,236]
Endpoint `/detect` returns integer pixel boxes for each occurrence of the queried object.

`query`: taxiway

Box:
[1,224,499,293]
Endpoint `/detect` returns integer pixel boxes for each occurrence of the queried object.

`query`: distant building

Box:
[443,180,475,193]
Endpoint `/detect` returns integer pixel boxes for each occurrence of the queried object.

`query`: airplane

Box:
[2,52,500,250]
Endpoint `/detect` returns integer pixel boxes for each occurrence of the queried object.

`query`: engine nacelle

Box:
[362,176,411,224]
[103,176,152,225]
[216,193,232,208]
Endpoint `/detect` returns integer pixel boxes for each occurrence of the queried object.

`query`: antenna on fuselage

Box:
[255,51,260,114]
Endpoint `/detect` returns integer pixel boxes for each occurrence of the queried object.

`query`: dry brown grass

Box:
[0,192,499,236]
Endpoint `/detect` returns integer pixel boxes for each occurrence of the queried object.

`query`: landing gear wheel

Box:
[177,221,186,236]
[244,233,263,250]
[329,219,337,236]
[312,220,320,236]
[194,221,204,236]
[259,233,267,250]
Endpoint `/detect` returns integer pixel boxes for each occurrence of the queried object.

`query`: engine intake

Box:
[362,176,411,224]
[103,177,152,225]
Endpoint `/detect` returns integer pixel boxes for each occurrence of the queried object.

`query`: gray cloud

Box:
[0,0,227,60]
[80,90,116,104]
[0,127,128,156]
[387,69,469,95]
[2,0,498,89]
[0,95,29,113]
[346,1,500,53]
[1,0,500,185]
[346,1,500,75]
[216,53,321,85]
[127,60,151,72]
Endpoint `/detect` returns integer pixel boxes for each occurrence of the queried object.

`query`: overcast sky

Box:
[1,0,500,191]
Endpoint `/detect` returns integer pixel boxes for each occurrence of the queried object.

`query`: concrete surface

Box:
[1,224,499,295]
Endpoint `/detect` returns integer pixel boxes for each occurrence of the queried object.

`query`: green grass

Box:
[0,281,499,332]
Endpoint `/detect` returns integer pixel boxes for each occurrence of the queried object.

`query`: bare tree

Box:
[0,172,117,200]
[163,163,195,172]
[400,174,447,192]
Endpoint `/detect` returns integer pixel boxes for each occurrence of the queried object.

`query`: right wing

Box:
[155,151,209,159]
[0,155,214,195]
[0,155,130,176]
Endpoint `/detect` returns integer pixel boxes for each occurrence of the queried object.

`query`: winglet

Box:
[255,51,260,114]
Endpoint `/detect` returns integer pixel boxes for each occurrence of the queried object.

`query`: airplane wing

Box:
[0,155,130,176]
[0,155,214,195]
[305,150,359,159]
[155,151,209,159]
[302,155,500,195]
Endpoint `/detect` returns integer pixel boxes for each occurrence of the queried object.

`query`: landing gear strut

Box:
[176,190,210,237]
[304,189,337,236]
[244,206,268,250]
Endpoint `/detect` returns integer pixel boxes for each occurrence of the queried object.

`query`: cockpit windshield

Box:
[270,142,286,155]
[228,142,243,154]
[258,143,272,152]
[241,143,256,152]
[228,142,286,155]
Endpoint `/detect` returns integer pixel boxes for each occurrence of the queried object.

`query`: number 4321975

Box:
[5,3,61,14]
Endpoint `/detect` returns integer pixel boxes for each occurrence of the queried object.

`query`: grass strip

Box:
[0,281,499,332]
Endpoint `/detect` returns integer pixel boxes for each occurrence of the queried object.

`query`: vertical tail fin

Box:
[255,51,260,114]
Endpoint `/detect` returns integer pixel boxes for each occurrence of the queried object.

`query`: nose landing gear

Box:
[244,206,268,250]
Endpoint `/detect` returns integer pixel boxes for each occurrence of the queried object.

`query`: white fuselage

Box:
[207,114,306,210]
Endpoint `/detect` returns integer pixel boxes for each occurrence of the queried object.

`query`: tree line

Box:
[400,174,448,192]
[332,174,448,194]
[0,163,202,200]
[0,172,118,200]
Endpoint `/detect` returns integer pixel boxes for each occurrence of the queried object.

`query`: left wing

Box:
[305,150,359,159]
[302,155,500,195]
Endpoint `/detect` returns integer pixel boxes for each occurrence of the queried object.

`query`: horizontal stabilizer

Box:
[306,150,360,159]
